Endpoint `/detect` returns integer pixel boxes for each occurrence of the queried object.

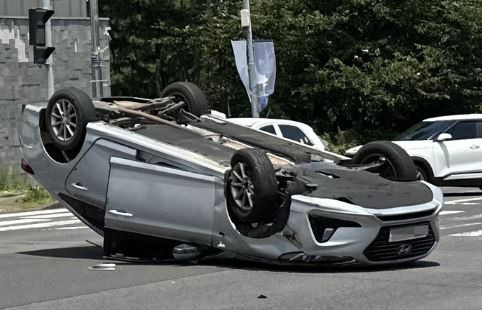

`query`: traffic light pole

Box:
[89,0,103,99]
[241,0,259,118]
[42,0,54,99]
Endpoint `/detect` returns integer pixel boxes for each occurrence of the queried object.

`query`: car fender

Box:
[392,140,437,173]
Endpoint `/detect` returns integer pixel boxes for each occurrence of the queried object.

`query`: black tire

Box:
[226,148,279,223]
[45,88,96,151]
[353,141,418,181]
[415,164,428,181]
[161,82,209,117]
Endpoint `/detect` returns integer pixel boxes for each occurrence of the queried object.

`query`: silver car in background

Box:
[20,82,443,266]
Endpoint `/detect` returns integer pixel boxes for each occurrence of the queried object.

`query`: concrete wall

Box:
[0,0,88,18]
[0,17,110,176]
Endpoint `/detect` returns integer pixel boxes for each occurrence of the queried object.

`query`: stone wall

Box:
[0,17,110,176]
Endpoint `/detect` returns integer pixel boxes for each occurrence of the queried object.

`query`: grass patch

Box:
[0,171,54,211]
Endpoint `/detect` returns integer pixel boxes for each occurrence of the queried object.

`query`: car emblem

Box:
[397,244,413,256]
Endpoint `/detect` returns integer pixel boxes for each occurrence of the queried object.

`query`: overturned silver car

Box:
[20,82,443,265]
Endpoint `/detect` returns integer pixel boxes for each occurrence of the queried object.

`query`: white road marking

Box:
[0,208,66,219]
[440,211,464,216]
[54,226,88,231]
[0,219,81,232]
[441,222,482,230]
[449,230,482,237]
[445,197,482,205]
[451,214,482,221]
[0,208,83,232]
[21,212,72,219]
[0,218,50,227]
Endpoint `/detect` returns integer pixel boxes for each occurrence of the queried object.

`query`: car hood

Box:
[286,163,433,209]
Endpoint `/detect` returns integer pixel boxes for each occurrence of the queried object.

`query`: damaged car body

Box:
[20,82,443,266]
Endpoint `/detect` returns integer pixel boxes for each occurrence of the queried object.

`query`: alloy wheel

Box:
[229,163,255,212]
[50,99,78,142]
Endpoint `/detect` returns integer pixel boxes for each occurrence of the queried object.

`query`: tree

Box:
[100,0,204,97]
[100,0,482,139]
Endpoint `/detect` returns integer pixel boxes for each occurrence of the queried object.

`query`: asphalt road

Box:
[1,187,482,310]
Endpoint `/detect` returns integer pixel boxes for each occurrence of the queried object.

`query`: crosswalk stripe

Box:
[449,230,482,237]
[445,197,482,205]
[0,219,81,232]
[440,211,464,215]
[0,208,67,219]
[450,214,482,221]
[441,222,482,230]
[53,226,88,231]
[21,212,73,219]
[0,218,50,227]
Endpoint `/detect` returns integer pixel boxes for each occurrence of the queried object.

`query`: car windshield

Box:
[396,121,452,141]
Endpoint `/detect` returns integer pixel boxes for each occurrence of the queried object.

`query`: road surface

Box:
[1,187,481,309]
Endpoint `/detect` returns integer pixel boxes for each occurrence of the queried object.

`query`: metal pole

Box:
[89,0,103,99]
[242,0,259,118]
[43,0,54,99]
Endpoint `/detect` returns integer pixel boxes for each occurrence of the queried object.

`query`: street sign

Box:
[232,40,277,112]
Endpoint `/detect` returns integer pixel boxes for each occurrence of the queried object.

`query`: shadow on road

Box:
[193,257,440,274]
[18,244,440,273]
[19,245,103,260]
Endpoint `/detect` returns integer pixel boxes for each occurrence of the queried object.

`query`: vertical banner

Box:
[232,40,276,111]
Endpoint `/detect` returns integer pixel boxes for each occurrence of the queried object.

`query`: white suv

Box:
[345,114,482,187]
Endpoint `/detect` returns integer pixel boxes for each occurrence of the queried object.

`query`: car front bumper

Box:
[215,182,443,266]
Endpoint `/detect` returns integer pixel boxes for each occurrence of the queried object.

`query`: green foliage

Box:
[321,131,361,155]
[321,127,399,154]
[21,186,52,205]
[100,0,482,138]
[0,172,25,192]
[0,171,53,206]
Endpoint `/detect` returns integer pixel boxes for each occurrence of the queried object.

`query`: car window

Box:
[259,125,276,135]
[279,125,313,146]
[446,121,478,140]
[476,122,482,138]
[396,121,452,141]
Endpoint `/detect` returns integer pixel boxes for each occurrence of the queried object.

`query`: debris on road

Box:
[89,263,116,271]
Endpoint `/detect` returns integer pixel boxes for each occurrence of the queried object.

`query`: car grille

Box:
[376,209,436,222]
[364,222,436,262]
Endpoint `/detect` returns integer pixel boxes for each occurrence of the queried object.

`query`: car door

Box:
[434,120,482,179]
[65,139,137,208]
[104,157,217,246]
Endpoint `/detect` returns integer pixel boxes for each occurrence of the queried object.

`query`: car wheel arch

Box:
[412,156,434,181]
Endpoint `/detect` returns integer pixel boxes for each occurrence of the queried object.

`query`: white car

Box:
[345,114,482,187]
[229,118,326,151]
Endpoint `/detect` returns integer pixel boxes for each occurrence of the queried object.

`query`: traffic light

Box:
[29,8,55,64]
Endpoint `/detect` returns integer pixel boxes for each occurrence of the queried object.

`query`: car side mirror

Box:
[436,133,453,142]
